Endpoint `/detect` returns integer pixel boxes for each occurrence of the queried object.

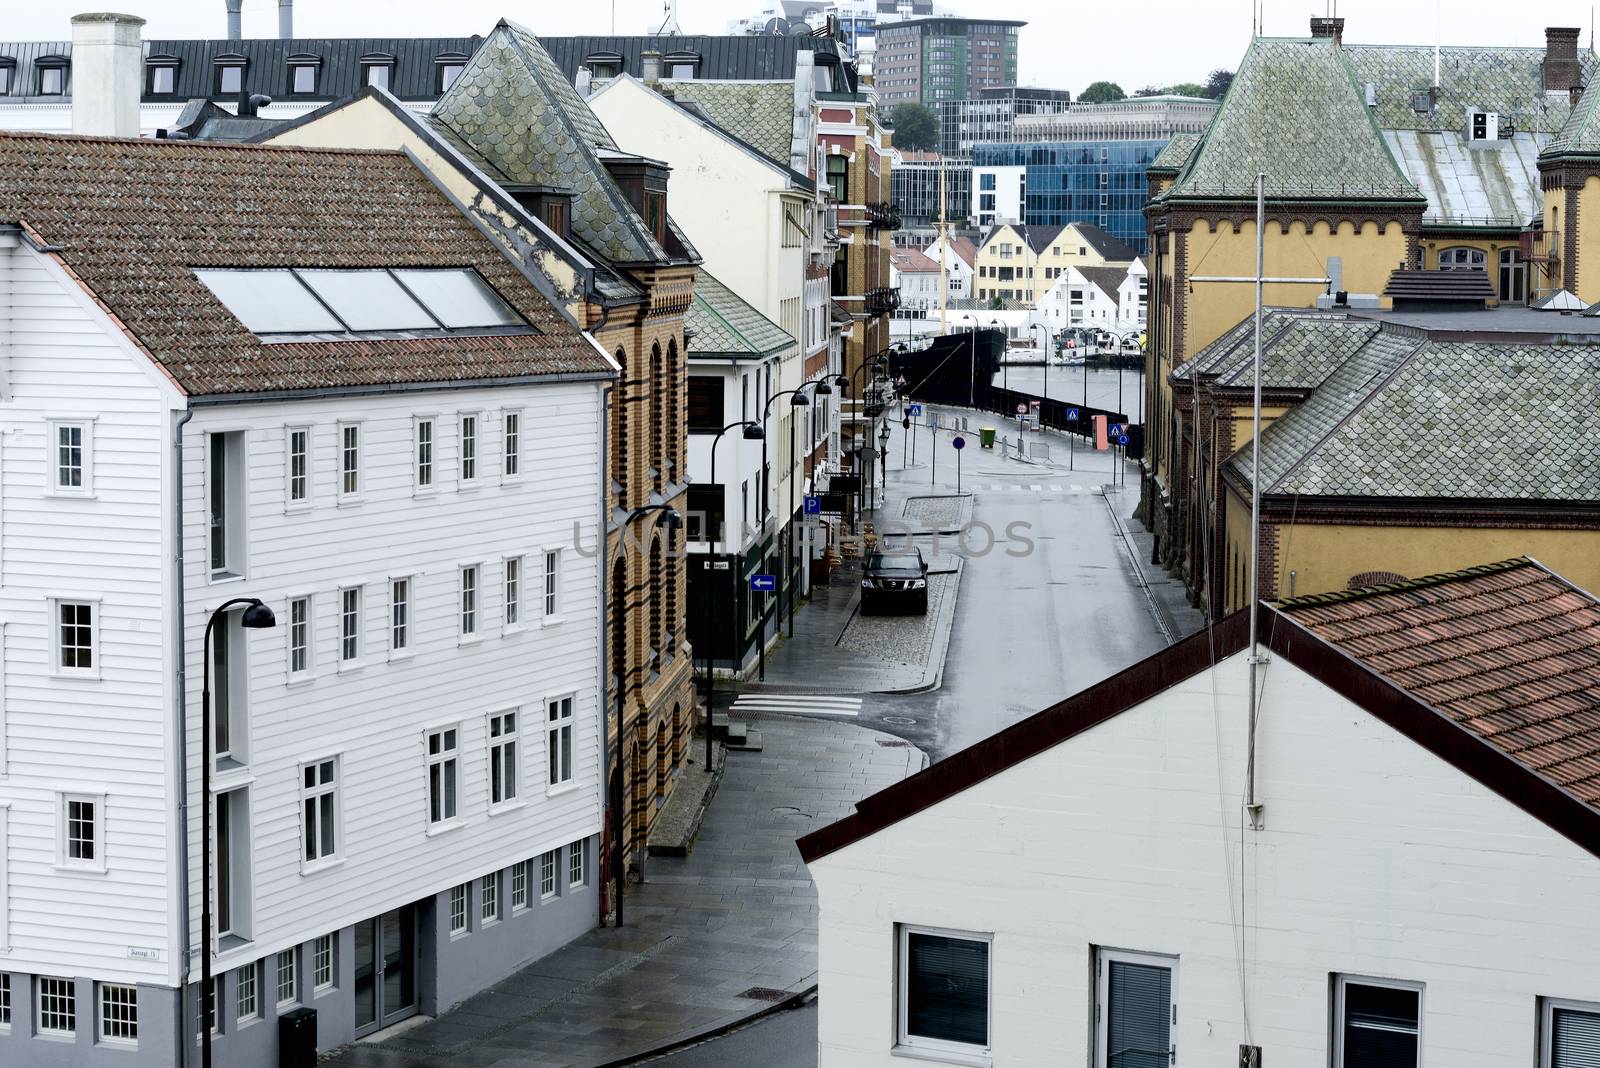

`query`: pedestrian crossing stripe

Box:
[970,483,1093,494]
[731,694,862,718]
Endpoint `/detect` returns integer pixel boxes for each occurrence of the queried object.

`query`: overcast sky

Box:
[11,0,1600,95]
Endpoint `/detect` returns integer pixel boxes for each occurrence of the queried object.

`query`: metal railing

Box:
[864,286,901,316]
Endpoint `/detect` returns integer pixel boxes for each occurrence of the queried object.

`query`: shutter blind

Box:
[1556,1009,1600,1068]
[906,933,988,1046]
[1107,961,1171,1068]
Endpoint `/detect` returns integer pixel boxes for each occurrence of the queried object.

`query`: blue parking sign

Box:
[803,495,821,515]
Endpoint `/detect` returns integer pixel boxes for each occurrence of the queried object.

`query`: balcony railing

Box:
[864,286,901,316]
[864,201,901,230]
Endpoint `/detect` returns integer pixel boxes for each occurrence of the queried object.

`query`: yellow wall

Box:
[975,222,1133,304]
[1182,218,1405,356]
[1575,176,1600,302]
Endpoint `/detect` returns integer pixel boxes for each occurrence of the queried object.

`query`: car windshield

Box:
[868,553,921,570]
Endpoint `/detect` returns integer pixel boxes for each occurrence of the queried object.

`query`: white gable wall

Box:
[810,650,1600,1065]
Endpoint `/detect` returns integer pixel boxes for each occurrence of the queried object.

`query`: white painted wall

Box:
[971,165,1023,228]
[810,649,1600,1066]
[686,359,772,555]
[922,236,973,302]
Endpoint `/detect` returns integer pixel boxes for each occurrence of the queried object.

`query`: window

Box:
[215,60,244,95]
[449,883,468,933]
[37,976,75,1036]
[826,154,849,202]
[502,411,521,477]
[688,376,724,433]
[390,578,409,653]
[543,199,568,236]
[38,62,67,96]
[0,973,9,1027]
[290,62,316,94]
[459,414,478,483]
[275,949,297,1007]
[540,848,558,899]
[511,860,531,910]
[216,788,250,939]
[51,421,90,493]
[504,557,522,627]
[547,696,574,787]
[301,758,338,864]
[426,726,459,825]
[897,926,990,1056]
[62,793,101,868]
[1095,949,1175,1067]
[481,875,499,924]
[98,983,137,1045]
[339,424,360,497]
[200,975,222,1036]
[415,419,434,489]
[364,61,392,90]
[460,566,479,637]
[55,600,95,673]
[0,63,13,96]
[286,427,309,505]
[1334,976,1420,1067]
[1542,998,1600,1068]
[543,550,561,617]
[313,935,334,991]
[339,587,361,663]
[209,430,245,575]
[437,58,465,93]
[489,711,519,806]
[1438,246,1487,270]
[585,53,621,79]
[235,963,258,1022]
[287,596,310,676]
[568,840,586,888]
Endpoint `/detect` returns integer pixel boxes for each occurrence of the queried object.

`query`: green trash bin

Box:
[980,427,996,449]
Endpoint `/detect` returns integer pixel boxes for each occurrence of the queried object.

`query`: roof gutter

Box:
[0,223,63,254]
[185,370,616,408]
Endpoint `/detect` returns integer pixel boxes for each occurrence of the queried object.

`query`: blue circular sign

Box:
[1117,434,1130,446]
[952,436,966,450]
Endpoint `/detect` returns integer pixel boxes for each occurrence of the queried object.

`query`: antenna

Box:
[1434,0,1441,89]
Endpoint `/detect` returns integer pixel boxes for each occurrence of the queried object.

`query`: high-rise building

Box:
[938,86,1072,154]
[972,140,1167,254]
[892,150,972,226]
[874,17,1024,106]
[725,1,939,60]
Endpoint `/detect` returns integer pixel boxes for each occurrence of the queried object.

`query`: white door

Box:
[1096,948,1177,1067]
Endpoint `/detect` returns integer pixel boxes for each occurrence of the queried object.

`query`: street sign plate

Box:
[1067,407,1081,420]
[1109,423,1125,435]
[750,574,776,592]
[952,436,966,450]
[1116,433,1130,446]
[1015,403,1027,415]
[803,495,821,515]
[907,403,923,416]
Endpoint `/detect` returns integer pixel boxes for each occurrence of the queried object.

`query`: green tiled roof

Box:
[664,80,797,168]
[431,20,668,266]
[1171,308,1350,383]
[1547,75,1600,156]
[1149,132,1201,173]
[1169,38,1421,202]
[1344,44,1592,135]
[687,270,796,360]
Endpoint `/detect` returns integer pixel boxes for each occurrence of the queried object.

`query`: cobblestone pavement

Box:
[838,569,956,668]
[325,717,923,1068]
[899,494,970,530]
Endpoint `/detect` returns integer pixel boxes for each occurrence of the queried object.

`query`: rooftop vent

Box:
[1310,16,1345,45]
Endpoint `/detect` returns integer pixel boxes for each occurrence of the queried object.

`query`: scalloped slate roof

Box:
[664,80,797,168]
[1548,73,1600,156]
[687,270,795,360]
[431,20,667,267]
[1212,316,1382,390]
[1171,307,1354,383]
[1149,132,1200,173]
[1344,45,1593,135]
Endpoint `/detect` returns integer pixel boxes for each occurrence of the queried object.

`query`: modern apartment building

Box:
[891,150,971,225]
[973,139,1168,254]
[938,85,1072,155]
[873,18,1024,106]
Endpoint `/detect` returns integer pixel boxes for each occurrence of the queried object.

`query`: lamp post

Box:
[1028,321,1052,426]
[611,504,682,928]
[960,313,978,409]
[878,421,891,505]
[201,597,276,1068]
[703,420,763,773]
[836,354,888,526]
[760,386,821,642]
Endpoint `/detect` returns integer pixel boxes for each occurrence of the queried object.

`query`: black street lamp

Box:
[763,384,826,641]
[701,420,763,772]
[1028,321,1052,419]
[834,354,887,529]
[878,421,891,505]
[202,597,276,1068]
[960,314,978,409]
[611,504,682,928]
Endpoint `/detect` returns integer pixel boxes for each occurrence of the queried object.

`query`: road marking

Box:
[731,694,863,718]
[1029,484,1042,491]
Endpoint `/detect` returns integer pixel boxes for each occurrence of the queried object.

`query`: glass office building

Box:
[972,139,1166,254]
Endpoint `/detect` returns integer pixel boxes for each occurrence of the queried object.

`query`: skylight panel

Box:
[392,270,524,329]
[195,269,342,334]
[297,270,438,332]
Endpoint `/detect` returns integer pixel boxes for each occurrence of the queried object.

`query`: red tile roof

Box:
[891,247,940,273]
[1278,558,1600,808]
[0,132,611,397]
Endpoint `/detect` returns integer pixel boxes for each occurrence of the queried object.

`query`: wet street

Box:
[1000,361,1148,420]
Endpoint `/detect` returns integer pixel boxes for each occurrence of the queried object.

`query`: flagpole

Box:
[1245,170,1265,830]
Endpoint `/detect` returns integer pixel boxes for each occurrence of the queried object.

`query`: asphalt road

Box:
[646,1003,818,1067]
[1001,363,1149,420]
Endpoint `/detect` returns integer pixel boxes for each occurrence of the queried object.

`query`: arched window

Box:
[611,556,627,699]
[612,348,628,492]
[1437,246,1486,270]
[664,524,678,660]
[666,338,681,484]
[650,341,664,491]
[648,535,663,674]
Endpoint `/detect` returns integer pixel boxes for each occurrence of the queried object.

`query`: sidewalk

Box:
[325,717,924,1068]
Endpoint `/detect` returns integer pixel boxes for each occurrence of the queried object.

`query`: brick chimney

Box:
[1546,27,1583,91]
[1310,16,1345,46]
[70,12,144,138]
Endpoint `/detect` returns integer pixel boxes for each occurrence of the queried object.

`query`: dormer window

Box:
[214,54,247,96]
[361,53,394,91]
[0,59,15,97]
[147,56,179,95]
[585,52,622,80]
[435,52,467,93]
[37,55,68,96]
[286,54,320,95]
[665,52,699,79]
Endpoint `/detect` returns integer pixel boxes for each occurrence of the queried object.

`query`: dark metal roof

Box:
[538,34,846,83]
[0,37,483,103]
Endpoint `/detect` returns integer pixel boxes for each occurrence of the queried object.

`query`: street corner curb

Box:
[874,556,963,696]
[595,985,819,1067]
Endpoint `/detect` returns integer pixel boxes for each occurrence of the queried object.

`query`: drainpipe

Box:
[172,405,194,1068]
[596,381,612,927]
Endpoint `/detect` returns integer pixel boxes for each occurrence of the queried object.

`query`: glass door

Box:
[353,905,418,1037]
[1096,949,1177,1067]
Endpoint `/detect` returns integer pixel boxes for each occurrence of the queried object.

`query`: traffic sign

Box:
[1108,422,1125,435]
[1116,434,1130,446]
[952,436,966,450]
[1015,403,1027,416]
[1067,407,1081,420]
[907,403,923,417]
[750,574,776,593]
[803,495,821,515]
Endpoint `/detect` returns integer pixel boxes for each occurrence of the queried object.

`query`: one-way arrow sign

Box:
[750,574,776,593]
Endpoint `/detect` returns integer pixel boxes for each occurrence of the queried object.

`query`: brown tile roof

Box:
[891,248,940,273]
[947,236,978,268]
[1278,558,1600,809]
[0,132,611,397]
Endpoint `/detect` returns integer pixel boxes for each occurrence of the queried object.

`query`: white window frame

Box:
[207,429,247,580]
[896,924,992,1060]
[51,597,100,679]
[414,416,435,493]
[487,709,520,810]
[275,948,298,1008]
[338,586,362,667]
[286,594,313,681]
[1332,974,1422,1068]
[0,970,9,1031]
[97,982,138,1047]
[540,848,559,900]
[285,425,311,510]
[1541,996,1600,1068]
[448,882,469,936]
[568,839,586,889]
[502,409,522,480]
[299,757,340,869]
[58,791,105,872]
[337,422,362,502]
[458,412,480,486]
[425,724,461,829]
[37,975,76,1037]
[389,576,411,658]
[312,934,335,992]
[546,695,575,791]
[48,418,94,497]
[459,565,480,641]
[235,962,259,1023]
[504,556,523,630]
[542,549,562,622]
[480,872,500,926]
[510,860,531,912]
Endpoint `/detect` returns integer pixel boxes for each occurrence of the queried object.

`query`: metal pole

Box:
[613,636,626,925]
[706,429,726,774]
[787,412,796,638]
[201,615,213,1068]
[1246,171,1266,825]
[969,327,976,409]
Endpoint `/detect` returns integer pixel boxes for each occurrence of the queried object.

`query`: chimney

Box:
[641,50,662,83]
[1546,26,1583,91]
[70,12,145,138]
[575,66,594,98]
[278,0,293,39]
[1309,16,1345,46]
[225,0,242,39]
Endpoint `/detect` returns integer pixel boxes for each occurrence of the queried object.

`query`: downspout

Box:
[172,405,194,1068]
[596,381,612,927]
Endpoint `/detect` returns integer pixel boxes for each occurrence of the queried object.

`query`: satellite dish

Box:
[764,16,790,34]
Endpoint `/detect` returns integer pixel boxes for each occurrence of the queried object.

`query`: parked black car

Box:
[860,549,929,614]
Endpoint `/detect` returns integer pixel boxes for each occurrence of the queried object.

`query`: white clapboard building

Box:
[801,558,1600,1068]
[0,129,612,1067]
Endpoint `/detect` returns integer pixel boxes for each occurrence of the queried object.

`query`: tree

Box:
[1134,86,1162,97]
[1165,82,1207,98]
[888,102,939,152]
[1205,68,1234,99]
[1079,81,1126,104]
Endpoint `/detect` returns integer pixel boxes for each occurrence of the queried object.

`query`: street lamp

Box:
[702,420,763,773]
[878,421,892,506]
[1028,321,1052,418]
[959,313,978,409]
[836,354,889,526]
[761,386,817,643]
[202,597,276,1068]
[611,504,682,928]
